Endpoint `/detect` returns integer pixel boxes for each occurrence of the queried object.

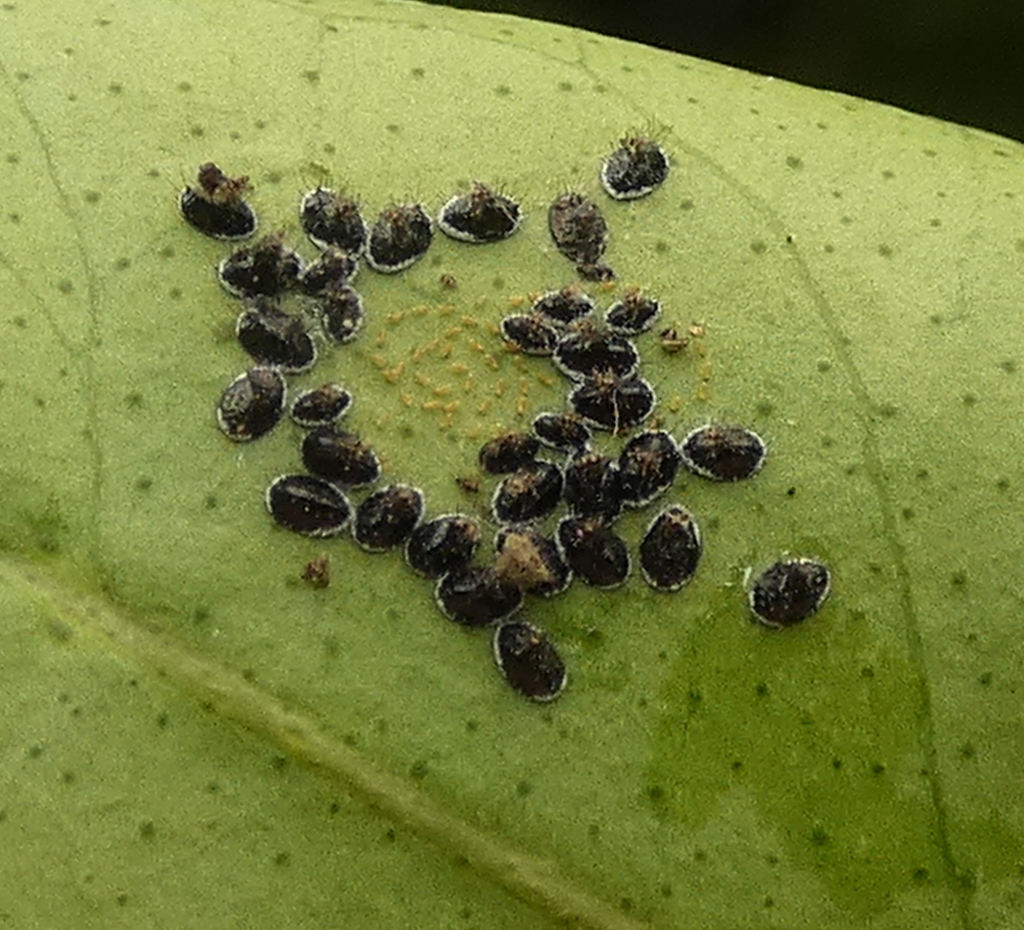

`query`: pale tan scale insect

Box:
[507,295,526,309]
[451,362,470,375]
[657,327,687,353]
[516,397,528,416]
[415,371,431,386]
[494,380,507,397]
[462,377,475,393]
[485,354,500,370]
[446,325,462,338]
[440,412,454,429]
[433,384,452,397]
[413,303,430,316]
[439,303,455,316]
[422,399,442,411]
[469,338,486,353]
[375,332,388,347]
[443,401,461,414]
[371,353,387,368]
[699,360,713,380]
[440,343,454,358]
[537,374,555,387]
[301,555,330,589]
[478,399,493,415]
[462,315,479,327]
[400,392,414,407]
[696,383,710,402]
[488,322,501,335]
[388,310,405,325]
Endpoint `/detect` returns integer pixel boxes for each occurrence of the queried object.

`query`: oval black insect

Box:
[236,301,316,373]
[500,314,558,356]
[317,286,365,343]
[639,505,702,591]
[435,565,523,627]
[553,324,639,381]
[301,426,381,487]
[290,382,352,428]
[679,424,766,482]
[556,515,630,589]
[617,430,681,508]
[216,367,285,442]
[532,411,591,454]
[493,620,566,703]
[217,234,303,299]
[569,373,655,433]
[405,514,481,578]
[492,461,563,525]
[298,246,359,295]
[366,203,433,273]
[299,188,367,253]
[749,558,830,628]
[532,286,595,327]
[265,474,352,538]
[353,484,424,552]
[563,450,623,521]
[179,163,256,240]
[437,182,521,243]
[600,136,669,200]
[548,191,608,266]
[494,528,572,598]
[478,430,540,475]
[604,288,661,335]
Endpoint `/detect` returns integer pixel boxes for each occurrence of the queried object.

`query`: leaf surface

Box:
[0,1,1022,927]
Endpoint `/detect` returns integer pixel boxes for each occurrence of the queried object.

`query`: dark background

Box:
[421,0,1024,142]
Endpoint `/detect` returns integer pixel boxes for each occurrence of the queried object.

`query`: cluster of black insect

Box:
[181,137,830,705]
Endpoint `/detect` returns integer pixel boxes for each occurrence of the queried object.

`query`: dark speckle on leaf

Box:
[410,760,429,780]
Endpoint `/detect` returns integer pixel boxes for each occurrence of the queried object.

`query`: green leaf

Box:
[1,1,1022,927]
